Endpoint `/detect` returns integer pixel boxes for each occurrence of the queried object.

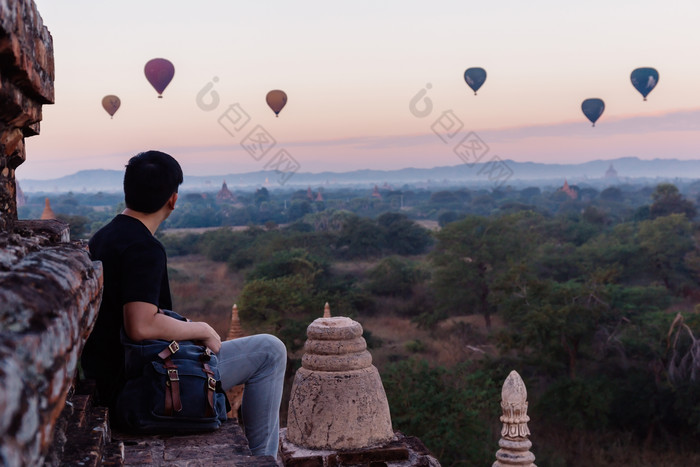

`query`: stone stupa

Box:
[286,306,394,449]
[279,304,441,466]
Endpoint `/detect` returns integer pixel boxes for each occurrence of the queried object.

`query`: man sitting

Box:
[81,150,286,456]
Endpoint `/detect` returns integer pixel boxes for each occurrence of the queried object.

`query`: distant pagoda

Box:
[559,180,577,200]
[605,163,618,180]
[40,198,56,219]
[216,180,237,202]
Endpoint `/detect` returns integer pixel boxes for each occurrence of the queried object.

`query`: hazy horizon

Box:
[16,154,700,182]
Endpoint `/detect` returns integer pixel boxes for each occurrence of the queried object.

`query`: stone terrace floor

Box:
[48,380,277,466]
[114,421,277,467]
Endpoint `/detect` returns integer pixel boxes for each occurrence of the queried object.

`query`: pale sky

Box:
[20,0,700,181]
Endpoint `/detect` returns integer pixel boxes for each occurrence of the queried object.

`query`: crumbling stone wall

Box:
[0,1,104,465]
[0,221,103,466]
[0,0,54,231]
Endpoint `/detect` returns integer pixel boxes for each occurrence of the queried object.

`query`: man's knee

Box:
[259,334,287,366]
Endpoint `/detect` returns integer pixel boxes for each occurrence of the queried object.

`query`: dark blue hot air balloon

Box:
[581,98,605,127]
[630,67,658,101]
[464,67,487,95]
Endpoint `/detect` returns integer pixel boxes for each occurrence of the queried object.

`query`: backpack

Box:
[113,309,229,433]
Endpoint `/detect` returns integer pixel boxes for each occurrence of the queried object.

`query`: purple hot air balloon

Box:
[144,58,175,98]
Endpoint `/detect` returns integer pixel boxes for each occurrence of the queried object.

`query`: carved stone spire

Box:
[40,198,55,220]
[225,304,245,417]
[226,303,243,340]
[493,370,536,466]
[323,302,331,318]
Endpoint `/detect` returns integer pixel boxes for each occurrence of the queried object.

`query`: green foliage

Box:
[335,212,432,259]
[637,214,695,290]
[335,215,382,258]
[431,211,542,328]
[437,210,464,227]
[287,200,311,222]
[404,339,426,353]
[237,275,316,329]
[364,256,427,297]
[608,284,671,315]
[158,232,200,257]
[535,377,614,430]
[276,318,311,353]
[382,359,499,466]
[542,213,602,246]
[600,186,623,202]
[55,214,90,240]
[650,183,697,219]
[500,271,619,378]
[362,329,383,349]
[197,228,248,263]
[254,187,270,207]
[376,212,433,255]
[246,248,327,282]
[576,223,642,281]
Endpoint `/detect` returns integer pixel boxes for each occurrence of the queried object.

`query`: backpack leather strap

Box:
[160,341,183,415]
[202,362,216,417]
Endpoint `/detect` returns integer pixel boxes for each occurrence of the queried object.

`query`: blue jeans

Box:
[218,334,287,456]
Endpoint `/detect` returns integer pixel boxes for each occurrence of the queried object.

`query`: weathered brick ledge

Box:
[0,220,103,466]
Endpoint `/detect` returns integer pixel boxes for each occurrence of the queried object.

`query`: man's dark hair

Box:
[124,150,184,213]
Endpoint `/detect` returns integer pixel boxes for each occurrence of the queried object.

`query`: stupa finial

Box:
[493,370,536,466]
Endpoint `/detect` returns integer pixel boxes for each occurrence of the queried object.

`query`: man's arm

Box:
[123,302,222,353]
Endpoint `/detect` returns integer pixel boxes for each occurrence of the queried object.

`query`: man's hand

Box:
[196,321,222,353]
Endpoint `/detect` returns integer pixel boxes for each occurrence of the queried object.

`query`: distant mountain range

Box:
[16,157,700,193]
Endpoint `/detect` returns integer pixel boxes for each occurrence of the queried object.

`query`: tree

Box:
[431,211,541,328]
[429,190,462,206]
[287,200,311,222]
[238,274,316,333]
[364,256,427,297]
[335,215,382,258]
[576,222,644,283]
[519,186,541,203]
[253,187,270,207]
[600,186,623,203]
[376,212,432,255]
[649,183,696,219]
[246,248,327,282]
[501,269,617,379]
[637,213,695,291]
[382,359,498,466]
[437,211,464,227]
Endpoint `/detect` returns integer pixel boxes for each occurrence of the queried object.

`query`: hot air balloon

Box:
[464,67,487,95]
[101,95,121,118]
[630,67,658,101]
[266,90,287,117]
[581,98,605,127]
[144,58,175,98]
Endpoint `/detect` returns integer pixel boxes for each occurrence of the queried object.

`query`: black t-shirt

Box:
[82,214,172,408]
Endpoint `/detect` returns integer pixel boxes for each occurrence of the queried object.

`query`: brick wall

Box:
[0,2,104,465]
